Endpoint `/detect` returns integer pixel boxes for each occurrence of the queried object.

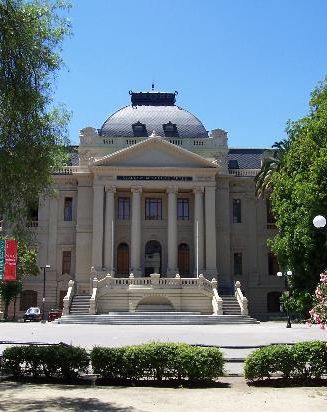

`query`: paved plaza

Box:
[0,321,327,411]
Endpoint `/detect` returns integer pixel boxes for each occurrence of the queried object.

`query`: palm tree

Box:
[255,139,290,199]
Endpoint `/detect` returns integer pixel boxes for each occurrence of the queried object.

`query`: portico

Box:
[88,136,218,281]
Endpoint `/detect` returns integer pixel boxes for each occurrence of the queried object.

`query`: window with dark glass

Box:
[268,252,279,276]
[233,199,242,223]
[20,290,37,311]
[62,251,71,274]
[64,197,73,221]
[145,198,162,220]
[163,121,179,137]
[234,252,243,276]
[118,197,130,220]
[266,198,276,226]
[177,198,189,220]
[132,121,148,137]
[228,159,239,169]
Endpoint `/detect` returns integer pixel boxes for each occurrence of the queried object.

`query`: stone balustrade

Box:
[235,280,249,315]
[96,272,214,292]
[52,166,89,175]
[229,168,260,177]
[62,280,75,315]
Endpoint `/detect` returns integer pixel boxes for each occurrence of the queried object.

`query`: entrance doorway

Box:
[144,240,162,276]
[178,243,190,276]
[117,243,129,275]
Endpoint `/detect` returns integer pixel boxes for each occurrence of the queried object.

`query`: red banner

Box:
[4,240,18,281]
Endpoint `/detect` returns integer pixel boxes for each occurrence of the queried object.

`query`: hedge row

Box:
[91,342,224,381]
[1,342,224,382]
[1,344,89,380]
[244,341,327,381]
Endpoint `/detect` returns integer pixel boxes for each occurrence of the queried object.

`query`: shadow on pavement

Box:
[0,397,142,411]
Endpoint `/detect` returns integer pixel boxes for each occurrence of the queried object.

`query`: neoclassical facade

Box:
[15,90,284,320]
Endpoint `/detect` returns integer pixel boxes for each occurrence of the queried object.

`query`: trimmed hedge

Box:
[1,344,89,380]
[91,342,225,382]
[244,341,327,381]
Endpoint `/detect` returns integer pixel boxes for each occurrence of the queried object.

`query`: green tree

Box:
[0,238,39,319]
[255,139,290,199]
[269,78,327,293]
[0,0,71,237]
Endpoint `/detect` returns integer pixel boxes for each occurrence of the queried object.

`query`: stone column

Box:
[205,185,217,275]
[167,186,178,275]
[193,187,204,275]
[104,186,116,274]
[131,187,142,275]
[92,184,104,270]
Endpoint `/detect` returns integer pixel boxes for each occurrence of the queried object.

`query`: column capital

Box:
[205,185,216,193]
[167,186,178,194]
[105,185,116,193]
[193,186,204,194]
[131,186,142,194]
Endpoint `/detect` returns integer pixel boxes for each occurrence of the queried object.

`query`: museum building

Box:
[15,90,284,321]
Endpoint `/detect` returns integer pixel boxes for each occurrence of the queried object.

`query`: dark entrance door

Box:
[117,243,129,275]
[144,240,162,276]
[178,243,190,276]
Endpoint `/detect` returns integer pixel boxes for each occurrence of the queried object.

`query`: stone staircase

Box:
[56,311,258,325]
[69,294,91,315]
[221,295,242,315]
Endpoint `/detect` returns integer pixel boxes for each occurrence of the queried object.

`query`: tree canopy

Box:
[0,0,71,237]
[268,79,327,292]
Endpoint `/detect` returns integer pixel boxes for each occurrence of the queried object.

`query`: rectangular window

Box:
[233,199,242,223]
[117,197,130,220]
[266,198,276,228]
[177,198,189,220]
[64,197,73,221]
[62,251,71,274]
[268,252,279,276]
[234,252,243,276]
[145,198,162,220]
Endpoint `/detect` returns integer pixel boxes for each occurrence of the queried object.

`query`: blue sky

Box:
[55,0,327,147]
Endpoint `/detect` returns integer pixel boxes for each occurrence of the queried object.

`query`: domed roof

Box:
[99,91,208,139]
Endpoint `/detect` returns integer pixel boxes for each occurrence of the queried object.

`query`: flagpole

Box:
[196,220,199,278]
[111,219,114,275]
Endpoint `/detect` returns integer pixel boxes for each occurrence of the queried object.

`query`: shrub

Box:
[244,341,327,381]
[1,344,89,380]
[91,342,224,382]
[244,345,292,381]
[291,341,327,380]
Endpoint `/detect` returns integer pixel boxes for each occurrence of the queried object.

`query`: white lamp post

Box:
[313,215,326,229]
[277,270,293,328]
[40,264,51,323]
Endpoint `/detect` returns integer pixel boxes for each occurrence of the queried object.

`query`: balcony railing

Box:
[229,169,260,177]
[52,166,89,175]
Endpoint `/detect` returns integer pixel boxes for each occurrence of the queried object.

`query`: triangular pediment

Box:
[94,137,217,169]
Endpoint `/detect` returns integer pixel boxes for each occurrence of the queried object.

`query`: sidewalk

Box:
[0,377,326,412]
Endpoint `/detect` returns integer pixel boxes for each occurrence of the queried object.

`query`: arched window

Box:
[20,290,37,311]
[267,291,282,312]
[178,243,190,276]
[117,243,129,275]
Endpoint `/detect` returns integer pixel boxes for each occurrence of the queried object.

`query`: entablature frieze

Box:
[91,166,217,178]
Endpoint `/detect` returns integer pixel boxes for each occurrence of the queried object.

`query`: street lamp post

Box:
[277,270,293,328]
[40,265,51,322]
[313,215,326,230]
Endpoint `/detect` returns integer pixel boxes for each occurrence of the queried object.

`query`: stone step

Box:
[55,314,259,325]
